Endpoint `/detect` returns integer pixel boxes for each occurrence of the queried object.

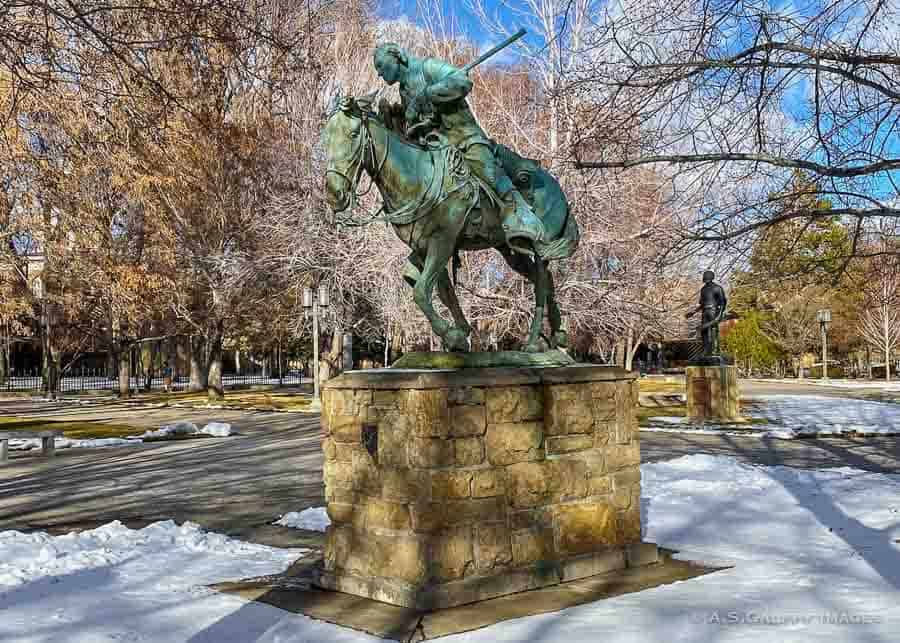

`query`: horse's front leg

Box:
[545,269,567,349]
[413,240,468,352]
[437,266,472,336]
[523,257,549,353]
[498,247,544,353]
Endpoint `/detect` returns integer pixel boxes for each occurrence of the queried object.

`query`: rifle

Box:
[464,29,527,74]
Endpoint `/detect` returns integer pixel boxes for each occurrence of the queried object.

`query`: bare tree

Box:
[570,0,900,267]
[857,223,900,379]
[859,306,900,381]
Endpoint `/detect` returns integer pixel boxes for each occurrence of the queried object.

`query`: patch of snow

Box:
[201,422,232,437]
[815,380,900,390]
[752,378,900,391]
[275,507,331,532]
[8,437,142,452]
[747,394,900,438]
[10,419,233,453]
[641,426,759,437]
[138,421,199,439]
[645,395,900,439]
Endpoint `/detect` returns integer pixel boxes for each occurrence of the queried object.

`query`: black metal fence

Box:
[2,365,303,394]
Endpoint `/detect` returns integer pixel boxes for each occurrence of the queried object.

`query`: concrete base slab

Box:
[213,549,725,641]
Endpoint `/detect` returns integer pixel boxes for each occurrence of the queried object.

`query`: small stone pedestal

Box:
[314,365,659,610]
[685,364,741,422]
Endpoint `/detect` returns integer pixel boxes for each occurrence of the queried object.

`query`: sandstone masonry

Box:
[685,365,742,423]
[315,365,657,609]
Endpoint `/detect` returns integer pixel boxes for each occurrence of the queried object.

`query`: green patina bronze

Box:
[323,33,579,356]
[391,350,575,370]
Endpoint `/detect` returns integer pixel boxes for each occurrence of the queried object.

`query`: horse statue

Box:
[323,95,579,354]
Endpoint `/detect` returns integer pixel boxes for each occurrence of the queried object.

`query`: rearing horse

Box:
[323,96,578,353]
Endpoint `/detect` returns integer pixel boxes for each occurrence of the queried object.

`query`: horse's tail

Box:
[536,206,579,261]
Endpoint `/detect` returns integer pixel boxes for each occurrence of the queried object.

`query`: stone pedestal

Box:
[685,365,741,422]
[314,365,659,609]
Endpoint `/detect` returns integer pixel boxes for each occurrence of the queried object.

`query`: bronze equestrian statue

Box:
[323,36,578,354]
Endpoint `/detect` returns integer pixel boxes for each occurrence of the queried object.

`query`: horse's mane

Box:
[365,112,430,151]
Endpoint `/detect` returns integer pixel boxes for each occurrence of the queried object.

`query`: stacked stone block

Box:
[316,367,655,609]
[685,365,741,423]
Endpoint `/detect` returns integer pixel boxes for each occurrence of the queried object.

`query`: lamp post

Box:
[303,284,329,410]
[817,309,832,382]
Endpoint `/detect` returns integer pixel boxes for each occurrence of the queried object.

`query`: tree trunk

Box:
[167,337,178,383]
[325,328,343,378]
[106,333,116,378]
[41,311,60,400]
[176,337,190,378]
[0,336,6,386]
[144,340,158,391]
[884,312,891,381]
[117,344,131,398]
[613,339,626,368]
[189,335,207,392]
[624,329,634,372]
[206,322,224,401]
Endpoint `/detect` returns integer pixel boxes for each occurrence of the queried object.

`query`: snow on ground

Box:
[7,436,144,452]
[8,421,232,454]
[3,455,898,642]
[137,421,231,440]
[641,425,761,437]
[643,394,900,439]
[274,506,330,532]
[753,378,900,391]
[0,520,320,643]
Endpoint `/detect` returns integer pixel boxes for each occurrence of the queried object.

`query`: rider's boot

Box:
[499,185,544,256]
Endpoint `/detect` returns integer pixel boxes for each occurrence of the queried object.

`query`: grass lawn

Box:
[0,417,145,439]
[637,406,687,422]
[130,390,311,411]
[637,379,686,395]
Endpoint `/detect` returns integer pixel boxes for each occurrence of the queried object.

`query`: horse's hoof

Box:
[443,328,470,353]
[550,331,568,349]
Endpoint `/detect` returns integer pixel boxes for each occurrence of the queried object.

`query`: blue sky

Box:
[376,0,538,60]
[378,0,492,39]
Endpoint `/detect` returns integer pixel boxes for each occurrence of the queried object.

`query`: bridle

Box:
[325,108,389,225]
[324,104,470,229]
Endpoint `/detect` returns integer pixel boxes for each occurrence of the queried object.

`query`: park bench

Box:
[0,430,64,462]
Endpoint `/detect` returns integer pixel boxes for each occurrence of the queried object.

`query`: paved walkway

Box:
[2,387,900,545]
[0,402,326,546]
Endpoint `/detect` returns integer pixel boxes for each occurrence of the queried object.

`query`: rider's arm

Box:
[422,59,473,103]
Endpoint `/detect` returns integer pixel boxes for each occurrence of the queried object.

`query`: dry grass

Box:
[638,379,686,394]
[131,390,311,411]
[0,417,145,439]
[636,406,687,423]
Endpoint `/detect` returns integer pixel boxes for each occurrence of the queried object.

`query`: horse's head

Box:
[323,95,375,213]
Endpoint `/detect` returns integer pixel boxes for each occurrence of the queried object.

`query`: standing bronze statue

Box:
[686,271,728,359]
[323,32,579,354]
